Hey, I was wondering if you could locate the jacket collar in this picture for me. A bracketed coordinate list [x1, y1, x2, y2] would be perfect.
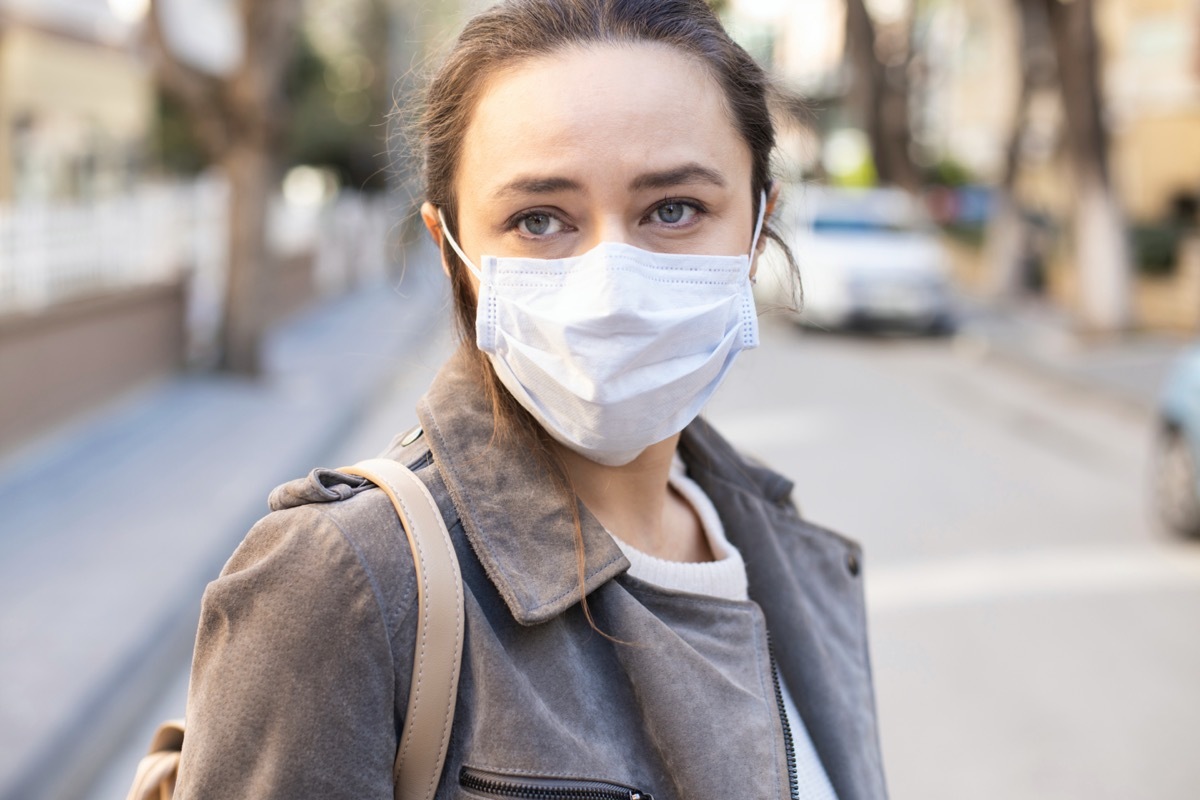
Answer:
[417, 348, 629, 625]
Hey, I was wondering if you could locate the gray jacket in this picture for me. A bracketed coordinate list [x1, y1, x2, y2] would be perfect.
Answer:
[176, 348, 888, 800]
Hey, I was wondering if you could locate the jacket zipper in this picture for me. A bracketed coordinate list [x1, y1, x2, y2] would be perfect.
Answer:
[460, 767, 653, 800]
[767, 632, 800, 800]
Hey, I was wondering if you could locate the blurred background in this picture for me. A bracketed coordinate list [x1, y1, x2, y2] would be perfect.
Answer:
[0, 0, 1198, 798]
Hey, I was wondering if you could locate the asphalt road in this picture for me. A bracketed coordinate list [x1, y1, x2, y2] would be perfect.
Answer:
[705, 317, 1200, 800]
[89, 314, 1200, 800]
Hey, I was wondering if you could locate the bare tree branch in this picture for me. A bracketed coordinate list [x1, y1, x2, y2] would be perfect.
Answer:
[229, 0, 302, 143]
[1043, 0, 1111, 185]
[843, 0, 922, 191]
[144, 0, 228, 157]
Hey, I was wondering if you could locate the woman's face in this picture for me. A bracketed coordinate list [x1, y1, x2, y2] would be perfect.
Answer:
[429, 42, 765, 277]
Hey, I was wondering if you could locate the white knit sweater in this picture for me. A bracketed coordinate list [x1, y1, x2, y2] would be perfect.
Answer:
[606, 455, 839, 800]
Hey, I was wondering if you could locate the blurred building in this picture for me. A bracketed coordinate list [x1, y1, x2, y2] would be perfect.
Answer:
[0, 0, 154, 204]
[917, 0, 1200, 225]
[1101, 0, 1200, 221]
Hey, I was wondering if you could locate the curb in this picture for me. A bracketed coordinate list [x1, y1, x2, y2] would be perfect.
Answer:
[954, 328, 1159, 424]
[950, 293, 1185, 425]
[2, 277, 447, 800]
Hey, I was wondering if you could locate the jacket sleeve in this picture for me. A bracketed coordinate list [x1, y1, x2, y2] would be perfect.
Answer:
[176, 500, 416, 799]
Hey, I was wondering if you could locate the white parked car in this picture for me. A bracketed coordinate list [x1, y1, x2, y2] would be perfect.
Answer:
[756, 187, 956, 334]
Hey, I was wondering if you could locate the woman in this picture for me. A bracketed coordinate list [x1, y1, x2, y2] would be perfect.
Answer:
[176, 1, 888, 798]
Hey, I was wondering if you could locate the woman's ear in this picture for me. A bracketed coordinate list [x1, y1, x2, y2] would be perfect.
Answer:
[420, 202, 452, 278]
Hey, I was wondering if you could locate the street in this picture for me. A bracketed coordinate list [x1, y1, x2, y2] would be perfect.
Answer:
[706, 317, 1200, 799]
[88, 312, 1199, 800]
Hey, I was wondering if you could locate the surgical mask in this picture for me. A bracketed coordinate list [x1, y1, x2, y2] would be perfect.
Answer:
[439, 194, 765, 466]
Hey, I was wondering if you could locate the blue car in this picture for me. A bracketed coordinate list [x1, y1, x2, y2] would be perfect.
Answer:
[1154, 345, 1200, 538]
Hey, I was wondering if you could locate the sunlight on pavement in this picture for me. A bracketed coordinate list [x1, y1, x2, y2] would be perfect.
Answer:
[867, 544, 1200, 613]
[708, 408, 837, 449]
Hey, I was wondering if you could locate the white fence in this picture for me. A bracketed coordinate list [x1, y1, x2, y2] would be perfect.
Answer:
[0, 181, 213, 315]
[0, 175, 399, 363]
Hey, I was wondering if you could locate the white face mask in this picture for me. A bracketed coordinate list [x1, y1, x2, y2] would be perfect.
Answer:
[439, 193, 766, 466]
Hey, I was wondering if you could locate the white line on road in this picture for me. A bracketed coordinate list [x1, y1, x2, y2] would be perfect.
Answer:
[866, 544, 1200, 613]
[706, 409, 834, 449]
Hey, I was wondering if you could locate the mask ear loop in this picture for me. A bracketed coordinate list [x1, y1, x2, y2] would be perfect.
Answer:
[436, 208, 483, 279]
[748, 189, 768, 285]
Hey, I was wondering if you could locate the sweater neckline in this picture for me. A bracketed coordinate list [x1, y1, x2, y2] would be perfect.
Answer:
[608, 454, 749, 602]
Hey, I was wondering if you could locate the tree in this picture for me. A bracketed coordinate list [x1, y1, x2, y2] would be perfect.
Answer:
[984, 0, 1055, 299]
[842, 0, 923, 192]
[146, 0, 302, 374]
[986, 0, 1131, 331]
[1041, 0, 1131, 332]
[290, 0, 395, 192]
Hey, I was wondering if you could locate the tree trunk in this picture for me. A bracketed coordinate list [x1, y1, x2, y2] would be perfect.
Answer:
[986, 0, 1045, 299]
[219, 143, 273, 374]
[1072, 165, 1132, 332]
[985, 63, 1033, 299]
[1043, 0, 1132, 332]
[843, 0, 922, 192]
[985, 194, 1027, 299]
[147, 0, 300, 375]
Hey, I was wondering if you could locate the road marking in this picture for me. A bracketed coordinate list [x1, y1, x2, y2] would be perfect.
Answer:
[705, 409, 833, 449]
[866, 544, 1200, 613]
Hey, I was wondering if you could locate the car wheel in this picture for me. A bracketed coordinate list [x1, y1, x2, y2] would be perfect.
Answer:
[1152, 428, 1200, 539]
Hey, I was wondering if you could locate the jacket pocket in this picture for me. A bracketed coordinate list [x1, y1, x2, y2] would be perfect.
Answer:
[459, 766, 654, 800]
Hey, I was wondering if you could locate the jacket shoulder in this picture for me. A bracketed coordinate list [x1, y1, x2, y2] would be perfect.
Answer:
[213, 476, 418, 660]
[181, 434, 463, 797]
[182, 472, 424, 797]
[248, 441, 453, 640]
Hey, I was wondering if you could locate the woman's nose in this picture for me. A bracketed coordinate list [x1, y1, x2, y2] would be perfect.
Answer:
[588, 215, 633, 250]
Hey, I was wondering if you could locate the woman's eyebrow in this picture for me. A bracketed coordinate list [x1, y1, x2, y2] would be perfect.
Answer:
[630, 164, 726, 191]
[493, 176, 583, 198]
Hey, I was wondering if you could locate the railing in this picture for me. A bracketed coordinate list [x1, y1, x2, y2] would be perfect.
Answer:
[0, 175, 400, 363]
[0, 180, 218, 315]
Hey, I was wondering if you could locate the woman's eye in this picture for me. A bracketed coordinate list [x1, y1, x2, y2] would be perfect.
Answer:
[653, 202, 698, 226]
[516, 213, 561, 236]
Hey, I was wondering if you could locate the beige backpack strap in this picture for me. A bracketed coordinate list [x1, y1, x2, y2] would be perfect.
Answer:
[341, 458, 465, 800]
[126, 720, 185, 800]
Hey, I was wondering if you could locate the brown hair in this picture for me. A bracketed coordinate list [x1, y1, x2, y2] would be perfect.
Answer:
[414, 0, 796, 631]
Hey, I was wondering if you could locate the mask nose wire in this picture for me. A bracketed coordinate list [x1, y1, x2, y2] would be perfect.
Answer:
[436, 208, 483, 279]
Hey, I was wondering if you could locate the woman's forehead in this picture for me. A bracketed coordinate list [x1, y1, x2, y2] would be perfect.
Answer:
[458, 42, 752, 198]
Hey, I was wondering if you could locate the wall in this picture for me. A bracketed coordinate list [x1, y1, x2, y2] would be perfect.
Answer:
[1113, 112, 1200, 220]
[0, 281, 185, 453]
[1101, 0, 1200, 220]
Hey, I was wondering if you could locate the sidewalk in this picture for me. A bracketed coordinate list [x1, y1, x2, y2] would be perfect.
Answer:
[955, 296, 1195, 418]
[0, 243, 452, 800]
